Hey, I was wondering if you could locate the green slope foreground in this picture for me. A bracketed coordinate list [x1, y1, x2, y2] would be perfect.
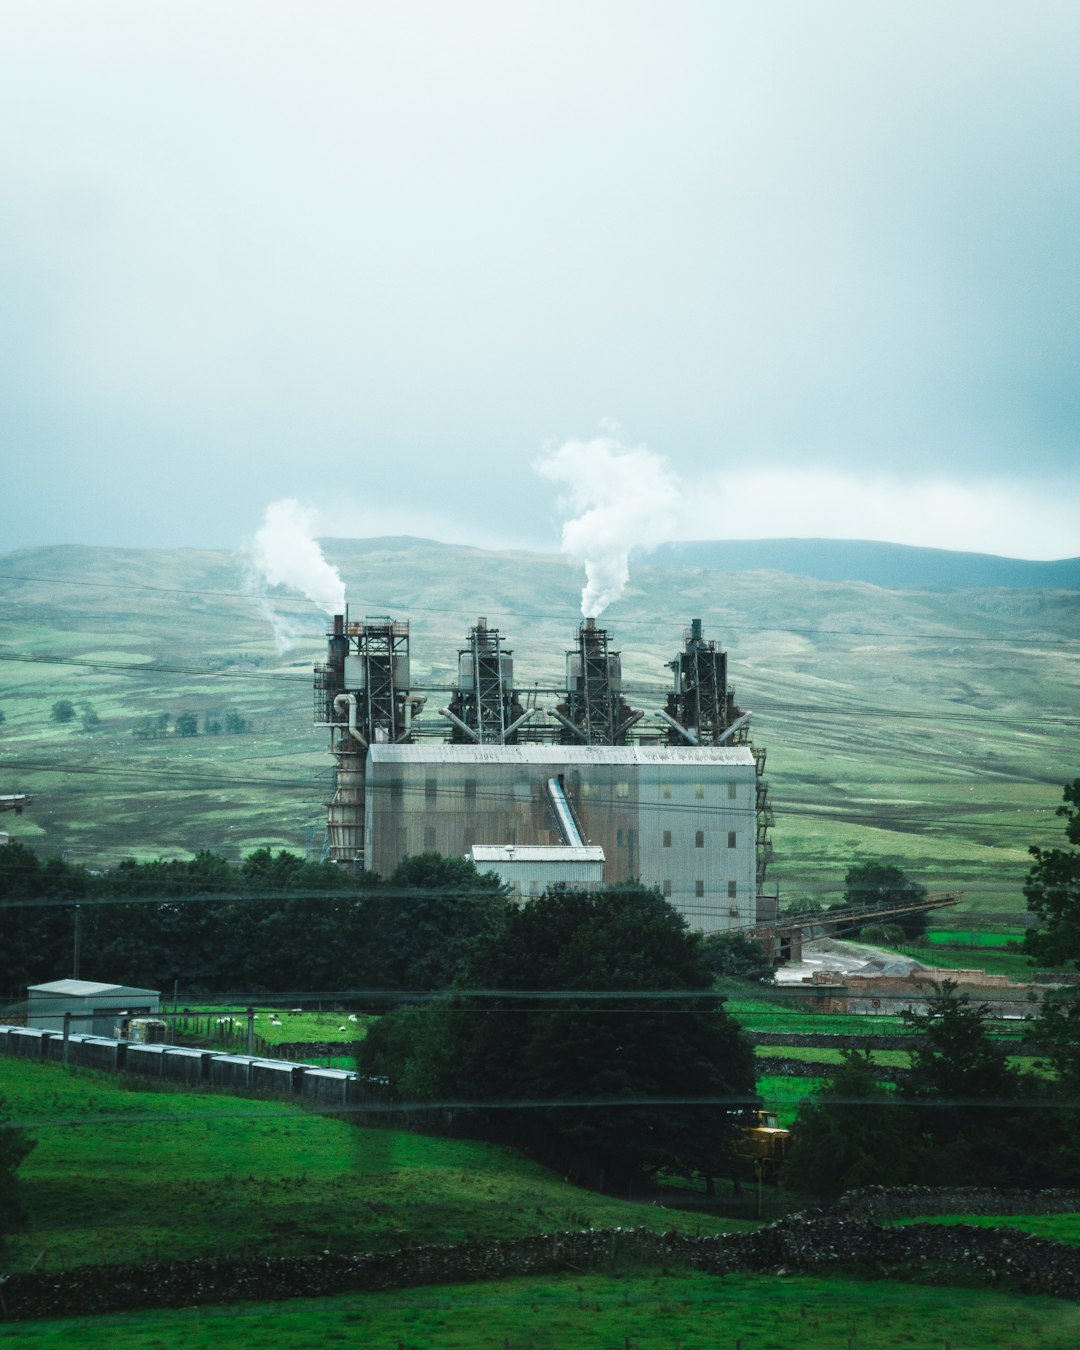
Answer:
[5, 1273, 1080, 1350]
[0, 1058, 749, 1274]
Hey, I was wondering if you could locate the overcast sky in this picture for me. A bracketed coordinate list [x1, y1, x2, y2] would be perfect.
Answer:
[3, 1, 1079, 561]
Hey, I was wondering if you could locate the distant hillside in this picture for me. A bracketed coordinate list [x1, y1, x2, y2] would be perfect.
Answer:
[643, 539, 1080, 590]
[1, 537, 1076, 914]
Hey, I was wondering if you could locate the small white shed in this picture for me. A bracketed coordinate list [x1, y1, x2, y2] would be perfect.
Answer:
[470, 844, 605, 900]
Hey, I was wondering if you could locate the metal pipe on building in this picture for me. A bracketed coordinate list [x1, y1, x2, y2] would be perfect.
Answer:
[546, 707, 589, 741]
[333, 693, 368, 748]
[716, 711, 752, 744]
[653, 708, 699, 744]
[438, 706, 481, 742]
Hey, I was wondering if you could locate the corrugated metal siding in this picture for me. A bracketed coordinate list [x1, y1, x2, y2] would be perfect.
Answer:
[367, 751, 758, 932]
[27, 983, 160, 1034]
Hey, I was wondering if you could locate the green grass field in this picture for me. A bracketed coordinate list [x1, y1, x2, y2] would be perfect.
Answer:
[888, 943, 1049, 981]
[180, 1008, 375, 1051]
[0, 1058, 747, 1275]
[891, 1213, 1080, 1246]
[928, 929, 1027, 947]
[5, 1049, 1080, 1343]
[6, 1271, 1080, 1349]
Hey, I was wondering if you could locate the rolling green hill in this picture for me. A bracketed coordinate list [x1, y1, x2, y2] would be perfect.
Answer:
[1, 537, 1076, 914]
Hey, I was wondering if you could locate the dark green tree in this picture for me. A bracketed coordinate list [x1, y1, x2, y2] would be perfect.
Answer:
[174, 712, 199, 737]
[1024, 779, 1080, 970]
[841, 861, 929, 940]
[405, 884, 756, 1189]
[1030, 991, 1080, 1103]
[901, 981, 1039, 1185]
[0, 1097, 36, 1243]
[49, 699, 76, 724]
[0, 842, 91, 996]
[700, 931, 773, 984]
[361, 852, 509, 990]
[785, 1051, 917, 1199]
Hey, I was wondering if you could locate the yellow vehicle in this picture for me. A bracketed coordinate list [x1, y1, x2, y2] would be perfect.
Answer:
[736, 1108, 790, 1179]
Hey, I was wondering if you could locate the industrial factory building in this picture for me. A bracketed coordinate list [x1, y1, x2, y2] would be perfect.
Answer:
[315, 615, 774, 934]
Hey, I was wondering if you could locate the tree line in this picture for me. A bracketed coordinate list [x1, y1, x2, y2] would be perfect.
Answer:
[0, 846, 506, 1001]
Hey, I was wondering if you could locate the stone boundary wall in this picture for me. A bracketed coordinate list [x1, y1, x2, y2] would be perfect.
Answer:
[756, 1056, 907, 1084]
[832, 1186, 1080, 1221]
[272, 1041, 357, 1059]
[4, 1211, 1080, 1321]
[753, 1032, 922, 1049]
[751, 1032, 1045, 1057]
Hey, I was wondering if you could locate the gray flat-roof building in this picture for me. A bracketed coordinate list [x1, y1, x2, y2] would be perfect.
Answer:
[316, 615, 774, 933]
[470, 843, 606, 899]
[27, 979, 160, 1036]
[371, 744, 758, 933]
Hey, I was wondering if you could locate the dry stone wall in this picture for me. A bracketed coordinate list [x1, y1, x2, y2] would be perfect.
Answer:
[5, 1205, 1080, 1321]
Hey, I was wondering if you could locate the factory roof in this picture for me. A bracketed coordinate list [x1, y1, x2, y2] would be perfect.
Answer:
[369, 743, 755, 766]
[471, 845, 606, 863]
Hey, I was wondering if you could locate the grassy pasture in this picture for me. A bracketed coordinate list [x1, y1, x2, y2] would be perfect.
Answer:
[724, 996, 911, 1036]
[887, 943, 1048, 981]
[183, 1008, 376, 1049]
[891, 1213, 1080, 1246]
[6, 1271, 1080, 1349]
[928, 928, 1027, 946]
[0, 1058, 747, 1275]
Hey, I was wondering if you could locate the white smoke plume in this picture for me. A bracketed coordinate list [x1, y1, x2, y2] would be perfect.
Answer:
[535, 436, 682, 617]
[248, 499, 345, 652]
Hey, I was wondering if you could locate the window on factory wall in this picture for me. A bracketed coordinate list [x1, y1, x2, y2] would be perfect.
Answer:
[695, 830, 704, 848]
[695, 880, 705, 897]
[694, 783, 705, 799]
[463, 779, 477, 804]
[662, 880, 672, 897]
[581, 783, 592, 797]
[616, 829, 624, 846]
[389, 778, 403, 803]
[425, 777, 437, 803]
[615, 782, 630, 798]
[728, 831, 737, 848]
[728, 881, 737, 898]
[662, 783, 672, 799]
[662, 830, 672, 847]
[424, 827, 436, 850]
[727, 781, 738, 800]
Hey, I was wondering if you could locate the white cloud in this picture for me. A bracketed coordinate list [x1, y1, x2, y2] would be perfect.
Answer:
[679, 469, 1080, 561]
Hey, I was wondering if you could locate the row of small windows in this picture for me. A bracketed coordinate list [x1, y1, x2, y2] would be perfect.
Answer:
[662, 830, 738, 848]
[415, 778, 742, 802]
[580, 782, 742, 800]
[662, 881, 740, 899]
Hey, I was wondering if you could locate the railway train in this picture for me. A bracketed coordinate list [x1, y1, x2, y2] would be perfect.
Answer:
[0, 1023, 375, 1111]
